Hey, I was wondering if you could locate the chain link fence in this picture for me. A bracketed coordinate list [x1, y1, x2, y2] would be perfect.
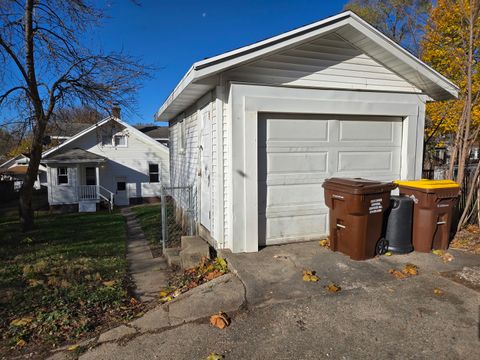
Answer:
[160, 186, 196, 252]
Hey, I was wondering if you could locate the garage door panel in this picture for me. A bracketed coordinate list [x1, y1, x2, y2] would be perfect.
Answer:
[338, 151, 394, 172]
[264, 152, 328, 174]
[258, 112, 402, 246]
[264, 183, 324, 209]
[264, 213, 328, 244]
[266, 118, 329, 142]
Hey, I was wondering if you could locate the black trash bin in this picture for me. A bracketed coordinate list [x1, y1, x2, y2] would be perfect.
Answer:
[384, 196, 413, 254]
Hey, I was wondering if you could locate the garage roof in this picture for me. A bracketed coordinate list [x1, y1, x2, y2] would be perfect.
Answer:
[155, 11, 458, 122]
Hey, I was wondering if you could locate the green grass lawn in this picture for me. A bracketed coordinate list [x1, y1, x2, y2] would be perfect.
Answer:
[0, 210, 137, 355]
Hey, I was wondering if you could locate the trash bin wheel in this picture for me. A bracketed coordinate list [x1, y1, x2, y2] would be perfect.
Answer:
[376, 238, 389, 255]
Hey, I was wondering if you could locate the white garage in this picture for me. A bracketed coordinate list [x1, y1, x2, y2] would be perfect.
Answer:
[155, 11, 458, 253]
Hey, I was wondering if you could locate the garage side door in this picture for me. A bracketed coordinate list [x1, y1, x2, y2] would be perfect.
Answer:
[258, 113, 402, 246]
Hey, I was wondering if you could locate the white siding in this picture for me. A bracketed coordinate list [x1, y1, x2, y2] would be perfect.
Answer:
[225, 33, 420, 94]
[47, 166, 79, 204]
[169, 92, 220, 242]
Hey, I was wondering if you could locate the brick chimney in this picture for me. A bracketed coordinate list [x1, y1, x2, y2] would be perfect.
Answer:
[111, 103, 121, 118]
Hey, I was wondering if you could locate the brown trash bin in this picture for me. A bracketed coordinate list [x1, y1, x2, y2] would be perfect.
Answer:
[395, 180, 460, 253]
[323, 178, 397, 261]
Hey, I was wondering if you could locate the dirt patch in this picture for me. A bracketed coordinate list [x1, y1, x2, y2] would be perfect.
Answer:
[451, 225, 480, 254]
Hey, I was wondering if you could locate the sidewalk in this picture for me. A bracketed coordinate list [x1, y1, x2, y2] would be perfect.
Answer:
[121, 207, 171, 302]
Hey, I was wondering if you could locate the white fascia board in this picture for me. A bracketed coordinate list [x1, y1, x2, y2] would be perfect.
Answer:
[155, 10, 459, 121]
[42, 116, 114, 158]
[43, 116, 169, 159]
[346, 14, 459, 99]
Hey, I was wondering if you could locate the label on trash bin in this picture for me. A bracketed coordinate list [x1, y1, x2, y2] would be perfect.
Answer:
[332, 194, 344, 200]
[369, 198, 383, 214]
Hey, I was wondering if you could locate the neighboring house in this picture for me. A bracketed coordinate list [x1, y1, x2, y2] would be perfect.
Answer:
[0, 154, 47, 190]
[134, 125, 170, 147]
[42, 115, 169, 212]
[156, 11, 458, 253]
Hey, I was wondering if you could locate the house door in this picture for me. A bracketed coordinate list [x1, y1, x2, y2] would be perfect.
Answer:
[85, 167, 96, 185]
[200, 106, 212, 231]
[114, 176, 129, 206]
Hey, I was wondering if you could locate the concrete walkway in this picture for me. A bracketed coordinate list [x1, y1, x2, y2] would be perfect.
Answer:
[121, 207, 171, 302]
[52, 242, 480, 359]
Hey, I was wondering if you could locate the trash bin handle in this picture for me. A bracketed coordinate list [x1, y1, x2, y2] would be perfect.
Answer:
[437, 221, 446, 225]
[336, 224, 346, 229]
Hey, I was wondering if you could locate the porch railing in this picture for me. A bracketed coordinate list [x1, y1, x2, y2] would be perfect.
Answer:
[77, 185, 114, 211]
[99, 185, 114, 211]
[78, 185, 98, 201]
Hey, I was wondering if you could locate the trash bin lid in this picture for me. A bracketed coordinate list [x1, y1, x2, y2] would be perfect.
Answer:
[322, 177, 397, 195]
[395, 179, 460, 192]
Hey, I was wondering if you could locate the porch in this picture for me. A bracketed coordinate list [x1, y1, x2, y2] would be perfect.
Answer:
[43, 148, 115, 212]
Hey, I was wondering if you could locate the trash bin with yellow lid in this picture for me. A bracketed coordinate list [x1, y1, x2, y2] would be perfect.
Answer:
[323, 178, 397, 260]
[395, 179, 460, 253]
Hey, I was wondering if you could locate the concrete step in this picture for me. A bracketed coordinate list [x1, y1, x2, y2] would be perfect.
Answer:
[164, 247, 181, 269]
[179, 236, 210, 269]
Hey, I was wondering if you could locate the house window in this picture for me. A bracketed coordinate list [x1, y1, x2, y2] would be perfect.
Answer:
[114, 135, 127, 147]
[149, 163, 159, 183]
[178, 120, 186, 154]
[101, 135, 112, 146]
[57, 167, 68, 185]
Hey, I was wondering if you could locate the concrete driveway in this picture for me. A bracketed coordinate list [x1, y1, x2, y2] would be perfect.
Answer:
[79, 242, 480, 360]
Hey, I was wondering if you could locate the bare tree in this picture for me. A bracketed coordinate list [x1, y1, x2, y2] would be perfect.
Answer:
[0, 0, 150, 231]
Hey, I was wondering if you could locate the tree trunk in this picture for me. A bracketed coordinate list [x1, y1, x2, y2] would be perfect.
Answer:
[19, 185, 34, 231]
[457, 159, 480, 229]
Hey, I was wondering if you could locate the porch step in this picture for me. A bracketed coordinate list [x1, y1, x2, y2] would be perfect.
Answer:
[179, 236, 210, 270]
[164, 247, 181, 268]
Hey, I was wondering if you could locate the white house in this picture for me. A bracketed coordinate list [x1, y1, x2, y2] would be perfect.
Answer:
[0, 154, 47, 190]
[156, 11, 458, 253]
[42, 114, 169, 211]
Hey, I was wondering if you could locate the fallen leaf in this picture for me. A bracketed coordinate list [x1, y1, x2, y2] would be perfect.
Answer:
[210, 312, 230, 329]
[325, 283, 341, 293]
[215, 257, 228, 272]
[16, 339, 27, 347]
[205, 353, 224, 360]
[319, 239, 329, 247]
[441, 252, 454, 263]
[129, 297, 138, 306]
[102, 280, 116, 287]
[432, 249, 445, 256]
[402, 263, 418, 276]
[10, 317, 33, 327]
[159, 290, 169, 298]
[205, 270, 223, 281]
[389, 268, 407, 279]
[302, 270, 320, 282]
[95, 272, 102, 281]
[67, 345, 79, 351]
[433, 288, 443, 295]
[27, 279, 44, 287]
[385, 251, 393, 256]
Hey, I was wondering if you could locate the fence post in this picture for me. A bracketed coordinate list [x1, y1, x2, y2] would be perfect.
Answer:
[161, 188, 168, 253]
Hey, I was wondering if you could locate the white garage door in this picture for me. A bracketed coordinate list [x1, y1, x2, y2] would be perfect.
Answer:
[258, 113, 403, 246]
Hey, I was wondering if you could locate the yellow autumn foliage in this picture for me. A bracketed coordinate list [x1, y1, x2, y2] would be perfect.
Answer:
[421, 0, 480, 137]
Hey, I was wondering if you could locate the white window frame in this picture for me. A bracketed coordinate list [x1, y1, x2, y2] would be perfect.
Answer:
[57, 167, 69, 185]
[113, 134, 128, 147]
[101, 132, 128, 148]
[148, 163, 160, 183]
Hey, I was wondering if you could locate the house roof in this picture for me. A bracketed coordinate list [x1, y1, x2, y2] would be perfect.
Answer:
[47, 122, 92, 138]
[43, 148, 107, 163]
[133, 125, 169, 139]
[154, 11, 459, 122]
[42, 116, 169, 159]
